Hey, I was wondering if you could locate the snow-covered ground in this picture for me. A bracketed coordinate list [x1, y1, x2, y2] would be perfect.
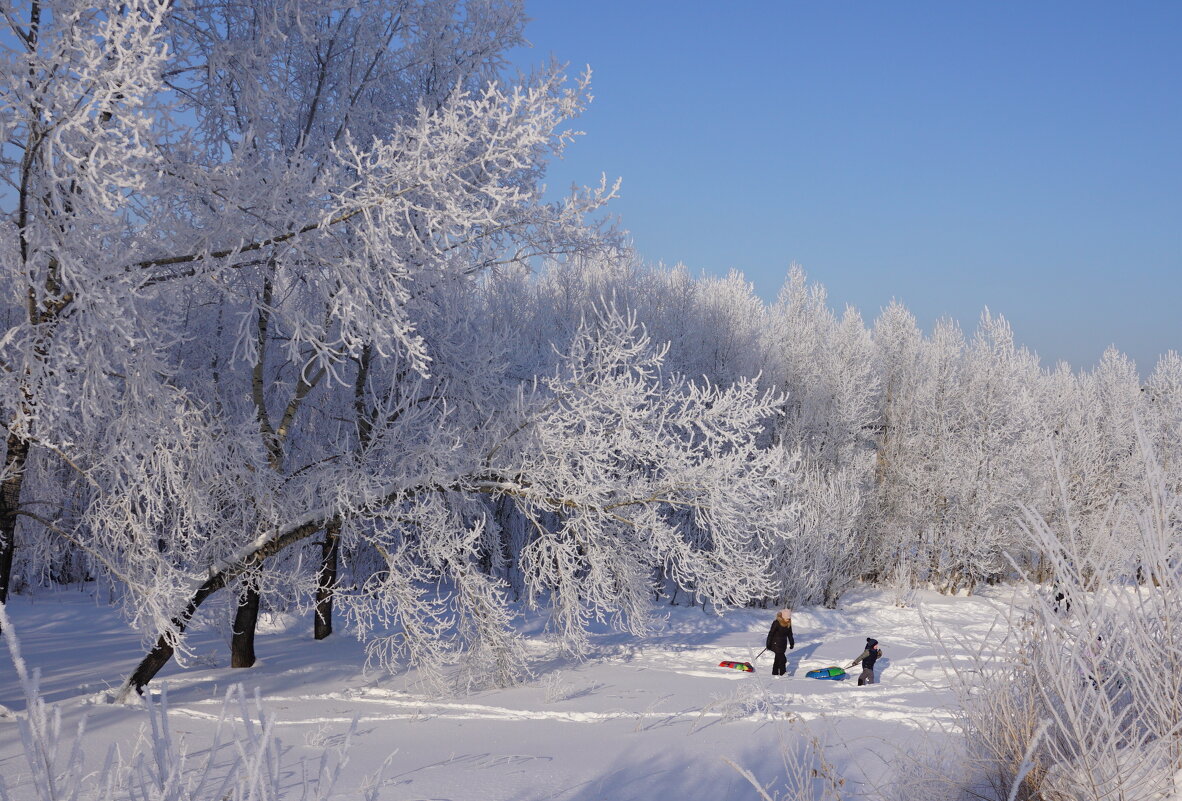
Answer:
[0, 586, 1013, 800]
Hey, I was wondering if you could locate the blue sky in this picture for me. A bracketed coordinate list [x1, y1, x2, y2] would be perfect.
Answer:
[512, 1, 1181, 372]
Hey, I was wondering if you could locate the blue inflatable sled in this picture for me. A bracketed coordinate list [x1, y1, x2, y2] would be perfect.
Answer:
[806, 666, 848, 680]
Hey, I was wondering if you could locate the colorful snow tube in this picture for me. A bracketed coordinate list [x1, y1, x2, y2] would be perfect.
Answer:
[806, 666, 847, 680]
[719, 661, 755, 672]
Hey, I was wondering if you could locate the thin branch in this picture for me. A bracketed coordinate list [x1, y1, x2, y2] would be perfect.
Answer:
[15, 510, 136, 589]
[0, 6, 33, 49]
[275, 366, 328, 449]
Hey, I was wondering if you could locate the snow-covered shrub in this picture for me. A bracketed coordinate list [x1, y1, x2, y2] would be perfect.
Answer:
[0, 603, 87, 801]
[724, 717, 848, 801]
[541, 670, 574, 704]
[882, 736, 975, 801]
[697, 683, 777, 728]
[937, 434, 1182, 801]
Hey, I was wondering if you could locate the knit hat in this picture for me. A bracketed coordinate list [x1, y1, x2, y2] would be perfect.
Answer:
[778, 608, 792, 619]
[866, 638, 878, 648]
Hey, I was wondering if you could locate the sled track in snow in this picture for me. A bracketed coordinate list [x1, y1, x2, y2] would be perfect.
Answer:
[170, 691, 724, 726]
[166, 684, 955, 729]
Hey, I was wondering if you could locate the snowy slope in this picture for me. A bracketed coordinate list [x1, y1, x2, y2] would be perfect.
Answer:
[0, 587, 1011, 800]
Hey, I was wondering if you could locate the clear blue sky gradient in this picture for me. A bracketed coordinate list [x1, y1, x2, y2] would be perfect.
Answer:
[512, 1, 1181, 373]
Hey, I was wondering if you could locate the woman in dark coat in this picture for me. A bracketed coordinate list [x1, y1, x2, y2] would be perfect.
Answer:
[766, 609, 795, 676]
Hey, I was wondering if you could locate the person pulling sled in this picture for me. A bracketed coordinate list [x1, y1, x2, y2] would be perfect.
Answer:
[766, 609, 795, 676]
[848, 638, 882, 686]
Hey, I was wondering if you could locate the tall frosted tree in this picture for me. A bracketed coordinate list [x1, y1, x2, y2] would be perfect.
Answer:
[0, 0, 183, 608]
[944, 310, 1044, 589]
[1145, 351, 1182, 496]
[761, 267, 876, 605]
[3, 0, 626, 678]
[867, 300, 926, 583]
[145, 0, 617, 667]
[1049, 347, 1146, 571]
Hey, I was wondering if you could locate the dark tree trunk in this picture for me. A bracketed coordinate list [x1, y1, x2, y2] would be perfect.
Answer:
[0, 433, 31, 610]
[230, 584, 261, 668]
[120, 477, 457, 698]
[121, 517, 327, 697]
[314, 518, 340, 640]
[123, 573, 228, 697]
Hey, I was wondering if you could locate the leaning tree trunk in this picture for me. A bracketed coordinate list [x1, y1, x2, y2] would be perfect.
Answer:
[121, 573, 229, 699]
[118, 472, 459, 699]
[0, 433, 32, 611]
[314, 518, 341, 640]
[117, 517, 327, 701]
[230, 583, 261, 668]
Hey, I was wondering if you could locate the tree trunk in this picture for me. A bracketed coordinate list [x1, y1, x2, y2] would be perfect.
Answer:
[314, 519, 340, 640]
[230, 584, 261, 668]
[0, 432, 31, 610]
[118, 516, 328, 699]
[120, 573, 228, 700]
[118, 480, 450, 699]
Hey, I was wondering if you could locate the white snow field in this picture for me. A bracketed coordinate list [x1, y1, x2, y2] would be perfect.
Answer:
[0, 586, 1009, 800]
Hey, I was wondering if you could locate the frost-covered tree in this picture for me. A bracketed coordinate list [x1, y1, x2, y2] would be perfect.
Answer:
[767, 266, 836, 458]
[1088, 347, 1145, 503]
[1042, 347, 1146, 573]
[116, 306, 793, 697]
[1, 0, 625, 669]
[761, 267, 876, 606]
[141, 0, 617, 666]
[867, 307, 1053, 593]
[942, 310, 1044, 589]
[475, 257, 788, 604]
[0, 0, 183, 607]
[867, 300, 927, 583]
[1143, 351, 1182, 497]
[905, 316, 968, 587]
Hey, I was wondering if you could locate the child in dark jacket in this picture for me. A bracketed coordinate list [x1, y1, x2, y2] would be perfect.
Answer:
[848, 638, 882, 685]
[766, 609, 795, 676]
